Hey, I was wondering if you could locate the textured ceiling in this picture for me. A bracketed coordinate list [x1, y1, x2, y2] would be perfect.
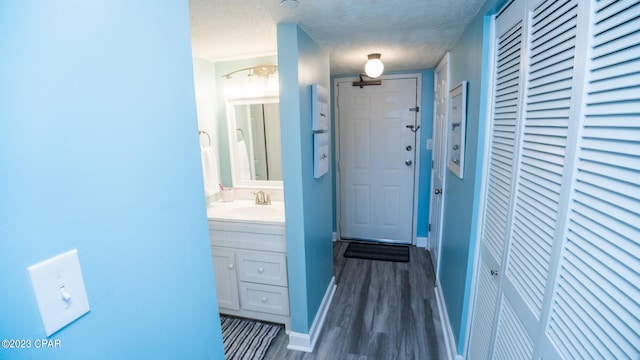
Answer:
[189, 0, 487, 75]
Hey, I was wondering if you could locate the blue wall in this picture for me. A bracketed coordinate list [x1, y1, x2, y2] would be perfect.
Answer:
[0, 2, 224, 359]
[277, 23, 334, 333]
[438, 0, 505, 354]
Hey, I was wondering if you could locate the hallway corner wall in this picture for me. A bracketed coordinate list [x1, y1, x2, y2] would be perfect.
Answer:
[277, 23, 334, 333]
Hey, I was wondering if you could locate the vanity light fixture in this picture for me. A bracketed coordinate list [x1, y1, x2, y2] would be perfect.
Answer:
[223, 65, 278, 97]
[267, 71, 279, 93]
[280, 0, 299, 9]
[223, 76, 237, 97]
[364, 53, 384, 78]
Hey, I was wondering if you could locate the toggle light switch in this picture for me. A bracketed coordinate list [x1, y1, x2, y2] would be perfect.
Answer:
[59, 286, 72, 308]
[28, 249, 90, 336]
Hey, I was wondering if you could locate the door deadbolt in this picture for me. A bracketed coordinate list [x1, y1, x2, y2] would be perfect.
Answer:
[434, 188, 442, 195]
[406, 145, 412, 151]
[405, 160, 413, 166]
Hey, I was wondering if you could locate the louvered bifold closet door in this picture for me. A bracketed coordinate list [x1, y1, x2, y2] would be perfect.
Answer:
[483, 20, 523, 265]
[507, 0, 578, 315]
[544, 0, 640, 359]
[492, 0, 581, 359]
[467, 0, 524, 357]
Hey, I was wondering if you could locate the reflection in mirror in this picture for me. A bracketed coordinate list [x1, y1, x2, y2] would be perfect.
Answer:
[226, 96, 282, 188]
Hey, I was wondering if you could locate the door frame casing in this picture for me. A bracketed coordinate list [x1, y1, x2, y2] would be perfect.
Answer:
[333, 73, 423, 245]
[429, 53, 450, 277]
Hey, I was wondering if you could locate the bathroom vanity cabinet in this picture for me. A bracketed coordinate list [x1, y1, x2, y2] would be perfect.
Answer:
[208, 219, 290, 331]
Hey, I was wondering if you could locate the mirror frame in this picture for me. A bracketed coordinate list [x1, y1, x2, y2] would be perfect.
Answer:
[225, 95, 283, 190]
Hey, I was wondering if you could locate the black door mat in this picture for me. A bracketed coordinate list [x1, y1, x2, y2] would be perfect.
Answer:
[343, 242, 410, 262]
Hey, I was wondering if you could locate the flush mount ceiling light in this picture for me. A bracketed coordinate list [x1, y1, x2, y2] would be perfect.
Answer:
[280, 0, 299, 9]
[364, 53, 384, 78]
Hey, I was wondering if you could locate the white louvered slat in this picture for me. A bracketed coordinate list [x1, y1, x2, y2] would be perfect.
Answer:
[526, 77, 573, 97]
[493, 297, 535, 359]
[483, 20, 523, 263]
[591, 29, 640, 58]
[590, 59, 640, 82]
[526, 87, 572, 104]
[593, 0, 638, 21]
[547, 0, 640, 358]
[468, 262, 500, 359]
[530, 5, 576, 51]
[581, 126, 640, 142]
[505, 0, 578, 319]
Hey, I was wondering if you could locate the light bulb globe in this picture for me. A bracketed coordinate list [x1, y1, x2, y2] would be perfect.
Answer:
[364, 53, 384, 78]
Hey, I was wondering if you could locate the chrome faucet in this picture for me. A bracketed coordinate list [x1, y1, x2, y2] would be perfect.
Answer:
[254, 191, 271, 205]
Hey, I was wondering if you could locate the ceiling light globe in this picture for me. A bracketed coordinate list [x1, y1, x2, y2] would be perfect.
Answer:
[365, 54, 384, 78]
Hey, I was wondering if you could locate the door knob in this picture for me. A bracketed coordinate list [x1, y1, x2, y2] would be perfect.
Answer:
[491, 270, 499, 277]
[406, 145, 412, 151]
[405, 160, 413, 166]
[434, 188, 442, 195]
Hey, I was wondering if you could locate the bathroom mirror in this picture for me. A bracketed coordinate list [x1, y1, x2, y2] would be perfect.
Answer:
[226, 96, 283, 189]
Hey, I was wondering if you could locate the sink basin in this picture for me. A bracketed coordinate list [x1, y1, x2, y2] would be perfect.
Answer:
[228, 205, 282, 219]
[206, 200, 285, 223]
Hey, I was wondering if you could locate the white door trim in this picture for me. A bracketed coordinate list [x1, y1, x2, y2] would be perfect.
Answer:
[334, 73, 422, 245]
[429, 53, 449, 277]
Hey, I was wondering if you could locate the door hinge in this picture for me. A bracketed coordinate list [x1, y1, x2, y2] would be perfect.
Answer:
[429, 223, 432, 232]
[409, 106, 420, 112]
[431, 160, 434, 169]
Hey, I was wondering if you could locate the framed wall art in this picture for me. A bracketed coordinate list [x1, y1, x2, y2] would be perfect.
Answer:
[448, 81, 467, 179]
[311, 84, 329, 132]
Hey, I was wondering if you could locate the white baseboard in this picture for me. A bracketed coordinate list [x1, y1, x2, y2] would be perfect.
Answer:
[287, 332, 312, 352]
[416, 236, 428, 248]
[287, 276, 337, 353]
[435, 279, 460, 360]
[332, 232, 338, 242]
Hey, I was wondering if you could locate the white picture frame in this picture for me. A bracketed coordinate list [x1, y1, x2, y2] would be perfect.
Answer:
[448, 81, 467, 179]
[311, 84, 329, 132]
[313, 132, 329, 178]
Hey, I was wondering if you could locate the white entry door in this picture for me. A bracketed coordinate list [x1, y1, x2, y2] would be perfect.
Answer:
[428, 54, 449, 273]
[337, 77, 419, 244]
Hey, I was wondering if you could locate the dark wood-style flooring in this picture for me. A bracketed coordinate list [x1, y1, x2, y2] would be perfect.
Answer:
[265, 240, 448, 360]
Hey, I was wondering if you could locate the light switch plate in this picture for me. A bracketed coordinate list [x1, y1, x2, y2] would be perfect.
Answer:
[426, 138, 433, 150]
[28, 249, 90, 336]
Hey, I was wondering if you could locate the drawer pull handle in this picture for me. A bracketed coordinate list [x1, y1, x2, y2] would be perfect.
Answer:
[258, 267, 264, 273]
[228, 264, 234, 270]
[261, 297, 268, 303]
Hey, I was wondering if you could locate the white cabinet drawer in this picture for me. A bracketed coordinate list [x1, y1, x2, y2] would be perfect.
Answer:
[236, 251, 287, 287]
[239, 282, 290, 316]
